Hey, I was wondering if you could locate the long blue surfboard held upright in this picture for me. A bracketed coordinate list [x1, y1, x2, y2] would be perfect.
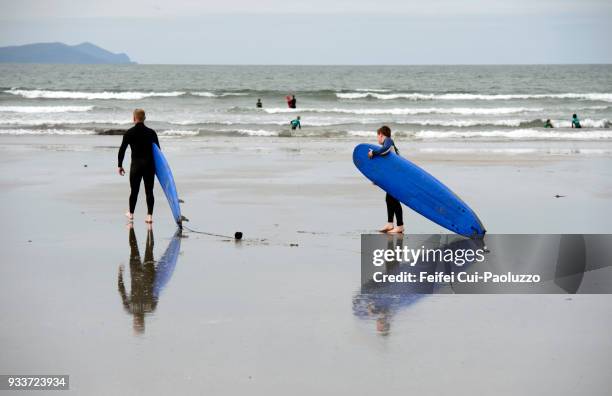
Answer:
[353, 144, 485, 238]
[153, 144, 182, 227]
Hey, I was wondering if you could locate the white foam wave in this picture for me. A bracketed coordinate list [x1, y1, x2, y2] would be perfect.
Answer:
[159, 130, 199, 136]
[347, 130, 375, 137]
[4, 89, 185, 100]
[192, 92, 249, 98]
[547, 118, 609, 128]
[337, 92, 612, 101]
[191, 92, 217, 97]
[0, 105, 94, 113]
[584, 105, 611, 110]
[233, 129, 279, 136]
[414, 129, 612, 140]
[0, 128, 95, 135]
[337, 93, 371, 99]
[264, 107, 540, 115]
[397, 119, 524, 127]
[396, 118, 608, 128]
[0, 118, 131, 126]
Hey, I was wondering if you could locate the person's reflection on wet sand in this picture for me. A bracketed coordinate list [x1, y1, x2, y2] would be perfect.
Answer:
[354, 235, 483, 336]
[118, 224, 158, 335]
[356, 234, 409, 337]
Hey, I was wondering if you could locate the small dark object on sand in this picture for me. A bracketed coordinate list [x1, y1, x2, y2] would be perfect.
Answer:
[84, 164, 88, 167]
[554, 194, 566, 198]
[234, 232, 243, 240]
[290, 243, 299, 247]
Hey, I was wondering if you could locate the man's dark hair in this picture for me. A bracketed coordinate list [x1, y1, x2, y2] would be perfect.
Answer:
[573, 114, 577, 118]
[377, 125, 391, 137]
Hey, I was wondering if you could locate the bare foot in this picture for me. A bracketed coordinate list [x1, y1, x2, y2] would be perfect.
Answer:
[379, 223, 394, 233]
[387, 225, 404, 234]
[145, 215, 153, 224]
[125, 211, 134, 222]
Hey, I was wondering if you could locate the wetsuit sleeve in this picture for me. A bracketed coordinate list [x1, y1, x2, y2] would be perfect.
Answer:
[118, 131, 130, 167]
[298, 121, 301, 129]
[371, 138, 393, 157]
[153, 131, 160, 149]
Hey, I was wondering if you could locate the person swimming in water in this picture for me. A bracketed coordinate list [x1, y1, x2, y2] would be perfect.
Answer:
[290, 116, 301, 130]
[256, 98, 262, 108]
[544, 119, 554, 128]
[118, 109, 160, 224]
[368, 126, 403, 234]
[571, 114, 582, 128]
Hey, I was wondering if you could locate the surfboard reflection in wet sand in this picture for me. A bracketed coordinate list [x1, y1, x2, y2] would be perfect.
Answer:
[118, 226, 182, 335]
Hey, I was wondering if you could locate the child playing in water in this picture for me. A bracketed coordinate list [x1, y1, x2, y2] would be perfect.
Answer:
[290, 116, 301, 130]
[368, 126, 403, 234]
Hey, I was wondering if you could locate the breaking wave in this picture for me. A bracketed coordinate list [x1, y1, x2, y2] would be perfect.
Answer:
[413, 129, 612, 140]
[4, 89, 186, 100]
[0, 105, 94, 113]
[263, 107, 541, 115]
[0, 128, 95, 135]
[337, 92, 612, 102]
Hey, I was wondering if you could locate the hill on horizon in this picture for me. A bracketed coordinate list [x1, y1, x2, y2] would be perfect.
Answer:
[0, 42, 135, 64]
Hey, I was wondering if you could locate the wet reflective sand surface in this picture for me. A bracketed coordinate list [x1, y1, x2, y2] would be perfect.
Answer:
[1, 136, 611, 395]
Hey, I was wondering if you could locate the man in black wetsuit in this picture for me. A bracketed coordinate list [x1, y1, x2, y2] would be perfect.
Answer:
[118, 109, 160, 224]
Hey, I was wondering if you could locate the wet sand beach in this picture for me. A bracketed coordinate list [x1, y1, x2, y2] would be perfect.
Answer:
[1, 135, 612, 395]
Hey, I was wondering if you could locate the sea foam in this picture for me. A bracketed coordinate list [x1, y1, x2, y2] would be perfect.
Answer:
[336, 92, 612, 102]
[0, 105, 94, 113]
[4, 89, 185, 100]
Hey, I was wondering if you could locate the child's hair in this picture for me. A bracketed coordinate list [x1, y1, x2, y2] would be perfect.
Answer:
[377, 125, 391, 137]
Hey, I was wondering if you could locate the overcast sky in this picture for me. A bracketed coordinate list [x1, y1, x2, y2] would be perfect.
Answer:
[1, 0, 611, 64]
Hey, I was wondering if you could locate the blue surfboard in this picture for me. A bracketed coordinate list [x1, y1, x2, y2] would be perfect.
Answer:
[353, 143, 485, 238]
[153, 144, 182, 227]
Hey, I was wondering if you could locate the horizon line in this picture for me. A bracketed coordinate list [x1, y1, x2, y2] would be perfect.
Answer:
[1, 62, 612, 67]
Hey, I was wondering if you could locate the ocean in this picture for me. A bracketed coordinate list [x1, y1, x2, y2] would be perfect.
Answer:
[0, 64, 611, 140]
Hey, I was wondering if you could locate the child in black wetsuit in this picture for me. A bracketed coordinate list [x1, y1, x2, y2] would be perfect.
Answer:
[368, 126, 404, 234]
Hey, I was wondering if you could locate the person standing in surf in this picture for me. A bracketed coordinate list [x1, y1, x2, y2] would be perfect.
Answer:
[290, 116, 301, 130]
[287, 94, 297, 109]
[571, 113, 582, 128]
[368, 126, 403, 234]
[118, 109, 160, 224]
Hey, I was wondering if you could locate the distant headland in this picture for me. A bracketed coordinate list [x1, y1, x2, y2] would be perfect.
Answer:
[0, 42, 135, 64]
